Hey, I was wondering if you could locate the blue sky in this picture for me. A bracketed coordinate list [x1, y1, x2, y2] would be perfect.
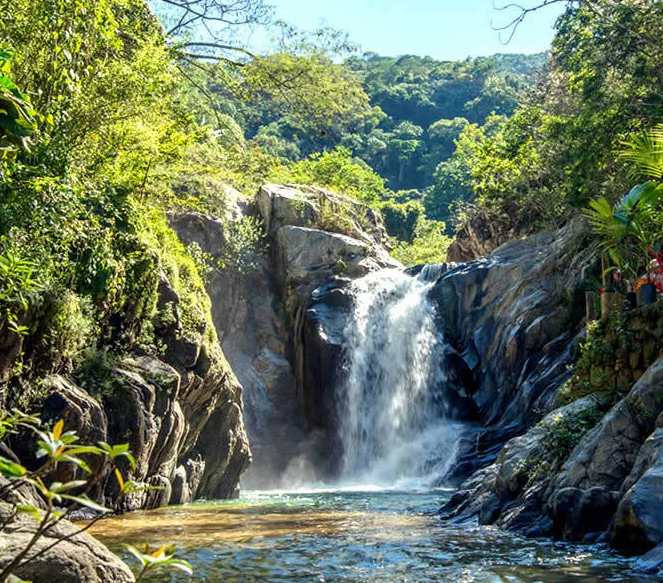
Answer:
[263, 0, 565, 60]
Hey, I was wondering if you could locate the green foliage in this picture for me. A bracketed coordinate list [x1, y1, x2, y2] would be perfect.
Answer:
[542, 405, 604, 462]
[0, 49, 37, 160]
[0, 247, 40, 321]
[234, 51, 542, 192]
[242, 53, 373, 135]
[0, 415, 190, 582]
[447, 0, 663, 242]
[378, 199, 425, 242]
[621, 125, 663, 181]
[556, 306, 663, 407]
[219, 215, 266, 274]
[272, 147, 386, 203]
[390, 218, 452, 266]
[585, 180, 663, 279]
[132, 201, 216, 346]
[40, 291, 96, 371]
[124, 543, 192, 582]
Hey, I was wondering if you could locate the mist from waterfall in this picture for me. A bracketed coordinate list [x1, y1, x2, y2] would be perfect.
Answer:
[337, 267, 461, 488]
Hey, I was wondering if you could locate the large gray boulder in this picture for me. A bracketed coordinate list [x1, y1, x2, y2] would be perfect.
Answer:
[443, 355, 663, 553]
[431, 218, 596, 429]
[0, 502, 134, 583]
[255, 183, 390, 249]
[440, 395, 601, 537]
[552, 358, 663, 497]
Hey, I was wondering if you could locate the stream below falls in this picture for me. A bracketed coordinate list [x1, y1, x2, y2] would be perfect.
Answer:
[90, 488, 647, 583]
[89, 267, 651, 581]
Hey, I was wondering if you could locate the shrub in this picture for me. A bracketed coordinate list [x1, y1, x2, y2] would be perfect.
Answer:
[390, 218, 451, 266]
[0, 413, 192, 582]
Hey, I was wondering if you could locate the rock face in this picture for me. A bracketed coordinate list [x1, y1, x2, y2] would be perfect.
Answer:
[447, 209, 518, 263]
[0, 501, 135, 583]
[256, 184, 399, 320]
[170, 205, 308, 488]
[30, 263, 251, 509]
[441, 354, 663, 554]
[431, 219, 597, 430]
[412, 218, 598, 489]
[170, 184, 400, 486]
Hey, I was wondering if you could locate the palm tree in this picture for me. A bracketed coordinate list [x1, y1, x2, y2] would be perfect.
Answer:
[585, 124, 663, 280]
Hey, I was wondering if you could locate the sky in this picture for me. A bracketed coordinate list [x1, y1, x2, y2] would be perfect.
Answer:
[262, 0, 566, 60]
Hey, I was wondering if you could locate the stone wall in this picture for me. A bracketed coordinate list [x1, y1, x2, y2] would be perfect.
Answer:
[571, 302, 663, 399]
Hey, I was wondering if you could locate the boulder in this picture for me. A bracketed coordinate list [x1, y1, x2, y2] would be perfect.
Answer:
[634, 543, 663, 575]
[611, 424, 663, 552]
[447, 208, 517, 263]
[555, 357, 663, 495]
[0, 501, 134, 583]
[170, 465, 189, 505]
[255, 183, 390, 249]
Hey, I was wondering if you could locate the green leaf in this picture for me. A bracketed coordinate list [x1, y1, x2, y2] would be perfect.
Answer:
[50, 480, 88, 493]
[66, 445, 104, 456]
[17, 503, 42, 522]
[59, 494, 111, 513]
[55, 454, 92, 473]
[0, 456, 27, 477]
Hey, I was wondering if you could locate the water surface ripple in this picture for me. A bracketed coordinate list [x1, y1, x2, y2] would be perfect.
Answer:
[91, 489, 645, 583]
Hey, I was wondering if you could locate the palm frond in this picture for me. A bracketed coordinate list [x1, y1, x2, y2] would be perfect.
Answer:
[620, 125, 663, 181]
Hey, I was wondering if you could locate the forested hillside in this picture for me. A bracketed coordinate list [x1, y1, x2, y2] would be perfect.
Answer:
[239, 52, 545, 190]
[2, 0, 663, 408]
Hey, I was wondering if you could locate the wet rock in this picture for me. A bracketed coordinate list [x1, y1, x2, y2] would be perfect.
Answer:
[144, 474, 171, 509]
[634, 543, 663, 575]
[431, 218, 596, 430]
[193, 399, 251, 499]
[613, 457, 663, 551]
[296, 281, 351, 431]
[438, 464, 499, 521]
[170, 205, 296, 488]
[550, 487, 619, 541]
[170, 465, 189, 505]
[40, 376, 109, 483]
[478, 493, 502, 525]
[169, 458, 205, 505]
[494, 397, 598, 501]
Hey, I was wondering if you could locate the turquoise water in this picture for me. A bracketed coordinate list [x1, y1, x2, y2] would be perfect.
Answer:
[92, 489, 645, 583]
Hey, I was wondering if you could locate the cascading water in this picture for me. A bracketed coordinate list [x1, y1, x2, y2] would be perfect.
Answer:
[337, 266, 462, 487]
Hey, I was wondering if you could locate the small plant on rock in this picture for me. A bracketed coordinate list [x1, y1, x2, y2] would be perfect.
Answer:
[0, 412, 192, 582]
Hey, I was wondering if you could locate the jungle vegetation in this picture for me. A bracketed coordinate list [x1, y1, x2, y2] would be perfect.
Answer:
[1, 0, 663, 409]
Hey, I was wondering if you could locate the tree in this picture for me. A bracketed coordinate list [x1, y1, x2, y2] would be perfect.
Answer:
[152, 0, 272, 64]
[0, 49, 37, 161]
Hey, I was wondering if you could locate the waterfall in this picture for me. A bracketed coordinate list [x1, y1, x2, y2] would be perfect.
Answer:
[337, 268, 461, 488]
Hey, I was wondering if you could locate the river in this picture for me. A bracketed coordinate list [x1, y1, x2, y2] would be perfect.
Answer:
[90, 488, 645, 583]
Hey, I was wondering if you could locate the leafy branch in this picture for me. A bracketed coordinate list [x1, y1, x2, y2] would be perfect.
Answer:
[0, 415, 191, 582]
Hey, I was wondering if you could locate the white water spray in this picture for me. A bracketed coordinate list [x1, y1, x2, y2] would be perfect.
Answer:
[337, 268, 462, 488]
